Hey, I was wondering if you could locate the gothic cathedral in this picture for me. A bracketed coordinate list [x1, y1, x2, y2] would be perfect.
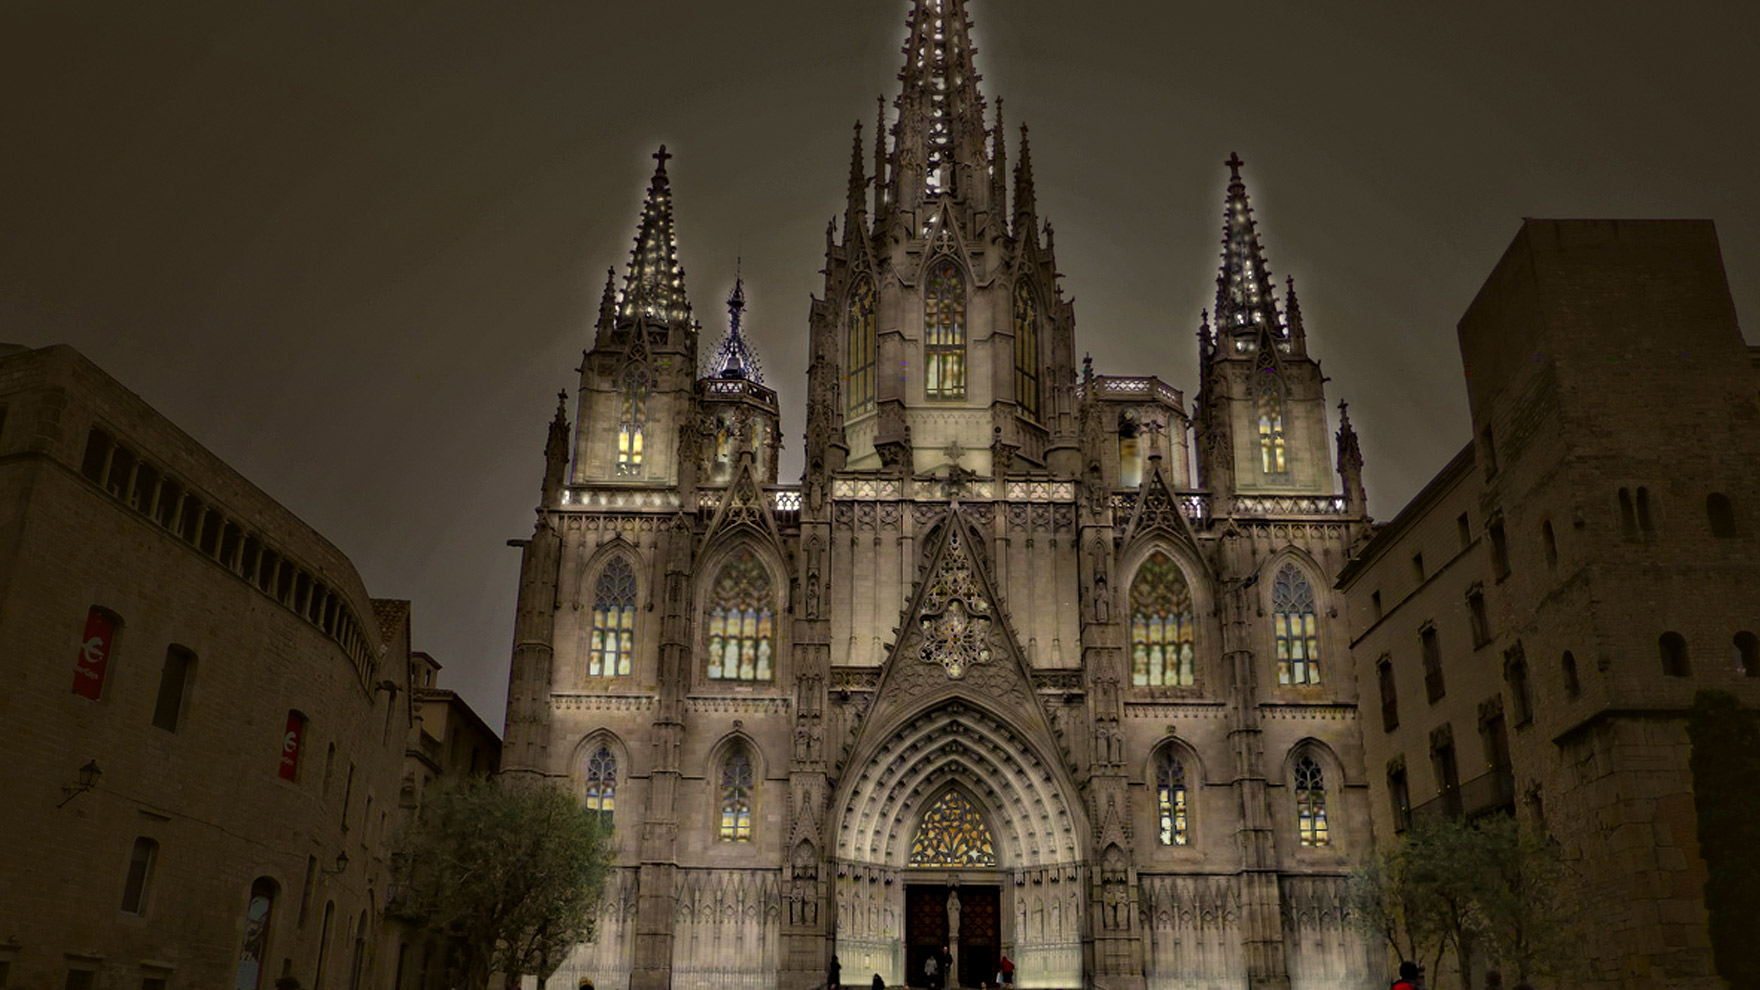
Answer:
[502, 2, 1375, 988]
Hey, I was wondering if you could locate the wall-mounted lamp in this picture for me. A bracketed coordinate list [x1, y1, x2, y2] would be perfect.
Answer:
[320, 851, 350, 878]
[57, 759, 102, 808]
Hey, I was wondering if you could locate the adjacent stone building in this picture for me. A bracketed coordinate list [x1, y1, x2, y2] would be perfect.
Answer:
[0, 343, 416, 990]
[1336, 219, 1758, 989]
[501, 2, 1378, 988]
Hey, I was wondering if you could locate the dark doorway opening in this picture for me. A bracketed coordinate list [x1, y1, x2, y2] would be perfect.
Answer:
[904, 884, 1000, 989]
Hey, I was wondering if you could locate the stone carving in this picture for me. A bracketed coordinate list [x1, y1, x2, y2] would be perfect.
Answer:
[918, 528, 993, 678]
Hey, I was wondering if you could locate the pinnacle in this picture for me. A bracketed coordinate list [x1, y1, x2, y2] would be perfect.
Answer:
[1213, 152, 1281, 339]
[619, 145, 691, 325]
[712, 275, 763, 383]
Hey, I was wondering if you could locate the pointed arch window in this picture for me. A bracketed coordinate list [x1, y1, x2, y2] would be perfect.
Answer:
[1013, 281, 1040, 419]
[718, 747, 754, 842]
[705, 548, 775, 681]
[1258, 386, 1287, 474]
[583, 746, 616, 826]
[1156, 753, 1189, 846]
[1129, 551, 1196, 687]
[617, 367, 649, 475]
[925, 260, 966, 400]
[1294, 755, 1330, 847]
[908, 790, 997, 867]
[847, 278, 877, 416]
[1272, 564, 1321, 685]
[590, 557, 637, 677]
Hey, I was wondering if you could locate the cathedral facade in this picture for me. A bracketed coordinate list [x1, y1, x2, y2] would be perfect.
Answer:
[501, 2, 1375, 988]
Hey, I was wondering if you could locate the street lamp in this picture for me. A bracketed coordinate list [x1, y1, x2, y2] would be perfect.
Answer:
[320, 851, 349, 879]
[57, 759, 102, 808]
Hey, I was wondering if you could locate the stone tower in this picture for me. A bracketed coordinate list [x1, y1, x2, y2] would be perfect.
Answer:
[506, 3, 1376, 989]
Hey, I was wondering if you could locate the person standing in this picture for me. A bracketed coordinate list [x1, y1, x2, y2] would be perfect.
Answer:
[922, 949, 940, 990]
[872, 974, 885, 990]
[828, 955, 842, 990]
[1391, 960, 1422, 990]
[998, 955, 1013, 986]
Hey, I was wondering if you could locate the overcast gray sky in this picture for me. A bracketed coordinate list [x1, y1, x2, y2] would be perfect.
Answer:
[4, 1, 1756, 728]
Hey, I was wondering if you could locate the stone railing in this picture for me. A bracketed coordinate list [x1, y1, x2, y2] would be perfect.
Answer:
[1076, 375, 1184, 408]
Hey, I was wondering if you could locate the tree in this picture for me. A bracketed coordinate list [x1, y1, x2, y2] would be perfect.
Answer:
[1687, 690, 1760, 987]
[393, 774, 613, 990]
[1470, 815, 1578, 985]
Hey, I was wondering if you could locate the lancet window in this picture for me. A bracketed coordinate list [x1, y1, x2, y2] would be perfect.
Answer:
[1258, 386, 1286, 474]
[1156, 753, 1190, 846]
[705, 548, 775, 681]
[617, 367, 649, 474]
[719, 748, 754, 842]
[1272, 564, 1321, 685]
[583, 746, 616, 826]
[1013, 281, 1040, 419]
[589, 557, 636, 677]
[1295, 755, 1330, 847]
[1130, 551, 1196, 687]
[925, 260, 966, 400]
[847, 278, 877, 416]
[908, 790, 997, 867]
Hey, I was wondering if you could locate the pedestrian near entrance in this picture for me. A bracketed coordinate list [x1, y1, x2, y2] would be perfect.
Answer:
[922, 949, 939, 990]
[1391, 960, 1422, 990]
[872, 974, 885, 990]
[828, 954, 841, 990]
[998, 955, 1013, 986]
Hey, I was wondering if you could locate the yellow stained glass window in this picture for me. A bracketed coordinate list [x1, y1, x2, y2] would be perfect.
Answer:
[705, 549, 774, 681]
[847, 278, 877, 416]
[1273, 564, 1320, 685]
[583, 746, 616, 827]
[1130, 551, 1195, 686]
[1157, 754, 1188, 846]
[1258, 387, 1286, 474]
[908, 790, 996, 867]
[1013, 281, 1039, 419]
[925, 260, 966, 400]
[719, 749, 753, 842]
[617, 368, 649, 475]
[590, 557, 636, 677]
[1296, 756, 1329, 847]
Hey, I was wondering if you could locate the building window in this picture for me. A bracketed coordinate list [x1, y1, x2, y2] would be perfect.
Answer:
[1156, 753, 1189, 846]
[1377, 657, 1398, 732]
[847, 278, 877, 416]
[1541, 519, 1558, 569]
[1456, 512, 1471, 550]
[1431, 728, 1461, 806]
[1421, 625, 1445, 702]
[1618, 487, 1638, 537]
[590, 557, 637, 677]
[1411, 552, 1425, 583]
[1257, 387, 1287, 474]
[924, 259, 966, 400]
[1734, 632, 1759, 677]
[280, 711, 307, 782]
[718, 748, 754, 842]
[1118, 410, 1142, 488]
[705, 548, 775, 681]
[1505, 644, 1532, 726]
[315, 903, 336, 990]
[1708, 493, 1738, 537]
[1488, 518, 1510, 578]
[1659, 632, 1690, 677]
[73, 606, 121, 701]
[234, 877, 278, 990]
[1272, 564, 1321, 685]
[1479, 422, 1497, 476]
[909, 790, 997, 866]
[1370, 590, 1382, 621]
[1562, 650, 1581, 698]
[151, 645, 195, 732]
[1636, 486, 1656, 534]
[616, 367, 649, 475]
[1388, 761, 1412, 833]
[64, 970, 96, 990]
[1468, 589, 1491, 647]
[120, 837, 158, 914]
[1013, 281, 1040, 419]
[1294, 756, 1329, 847]
[1129, 551, 1195, 687]
[583, 746, 616, 827]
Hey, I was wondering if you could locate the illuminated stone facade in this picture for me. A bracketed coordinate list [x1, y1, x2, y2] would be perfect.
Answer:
[501, 3, 1376, 989]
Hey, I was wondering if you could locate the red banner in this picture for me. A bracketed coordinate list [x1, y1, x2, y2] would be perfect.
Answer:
[279, 712, 304, 781]
[72, 608, 115, 700]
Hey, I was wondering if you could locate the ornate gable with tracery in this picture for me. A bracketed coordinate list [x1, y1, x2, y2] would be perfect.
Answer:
[919, 527, 993, 679]
[908, 790, 997, 867]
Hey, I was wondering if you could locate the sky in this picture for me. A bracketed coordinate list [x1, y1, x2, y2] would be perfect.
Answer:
[4, 1, 1757, 728]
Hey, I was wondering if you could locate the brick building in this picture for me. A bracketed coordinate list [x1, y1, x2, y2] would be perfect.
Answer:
[1337, 219, 1759, 989]
[0, 343, 418, 990]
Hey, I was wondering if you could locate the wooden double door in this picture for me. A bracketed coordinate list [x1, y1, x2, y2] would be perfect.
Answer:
[905, 883, 1000, 989]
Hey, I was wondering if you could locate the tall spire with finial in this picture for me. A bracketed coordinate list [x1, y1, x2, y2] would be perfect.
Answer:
[1014, 123, 1037, 236]
[1213, 152, 1282, 341]
[991, 97, 1008, 220]
[593, 267, 617, 344]
[619, 145, 691, 325]
[1336, 399, 1366, 513]
[1284, 274, 1308, 355]
[845, 121, 867, 238]
[712, 270, 763, 383]
[887, 0, 988, 203]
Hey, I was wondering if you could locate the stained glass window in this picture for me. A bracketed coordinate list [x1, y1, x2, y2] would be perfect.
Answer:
[1013, 281, 1040, 419]
[847, 278, 877, 416]
[583, 746, 616, 827]
[1295, 756, 1329, 847]
[719, 748, 753, 842]
[590, 557, 636, 677]
[1130, 551, 1195, 686]
[908, 790, 996, 867]
[1258, 387, 1286, 474]
[925, 260, 966, 400]
[1272, 564, 1320, 685]
[1157, 754, 1189, 846]
[617, 367, 649, 475]
[705, 549, 774, 681]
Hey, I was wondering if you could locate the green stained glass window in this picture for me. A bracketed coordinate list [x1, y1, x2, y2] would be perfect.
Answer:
[848, 278, 877, 416]
[1295, 756, 1329, 847]
[925, 260, 966, 400]
[590, 557, 636, 677]
[719, 749, 753, 842]
[909, 790, 996, 867]
[1130, 551, 1195, 687]
[705, 549, 774, 681]
[1157, 754, 1188, 846]
[1272, 564, 1320, 685]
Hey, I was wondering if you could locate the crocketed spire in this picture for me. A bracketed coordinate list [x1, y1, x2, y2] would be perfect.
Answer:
[619, 145, 692, 325]
[711, 276, 763, 383]
[1213, 153, 1282, 339]
[886, 0, 989, 202]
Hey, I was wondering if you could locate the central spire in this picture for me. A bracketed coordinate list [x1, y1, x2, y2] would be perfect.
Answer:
[619, 145, 691, 326]
[1213, 152, 1283, 341]
[888, 0, 989, 204]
